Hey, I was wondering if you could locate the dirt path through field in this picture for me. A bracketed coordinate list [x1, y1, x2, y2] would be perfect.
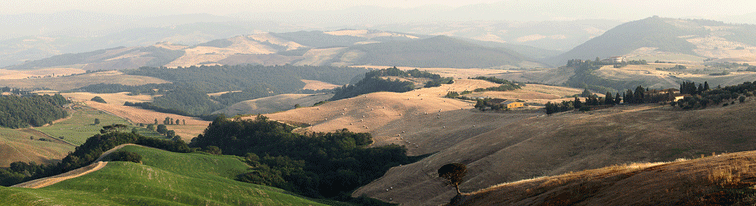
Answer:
[11, 144, 142, 189]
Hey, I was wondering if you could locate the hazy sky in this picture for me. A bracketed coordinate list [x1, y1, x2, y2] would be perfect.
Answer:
[4, 0, 756, 21]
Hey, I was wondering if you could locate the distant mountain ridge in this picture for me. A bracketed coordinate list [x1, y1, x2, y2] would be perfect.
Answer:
[548, 16, 756, 65]
[6, 30, 547, 70]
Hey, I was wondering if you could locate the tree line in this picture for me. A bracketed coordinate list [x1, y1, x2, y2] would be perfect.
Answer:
[329, 67, 425, 101]
[0, 131, 190, 186]
[0, 94, 68, 128]
[189, 115, 421, 199]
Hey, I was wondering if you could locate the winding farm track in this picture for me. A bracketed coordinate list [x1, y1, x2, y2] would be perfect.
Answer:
[11, 144, 142, 189]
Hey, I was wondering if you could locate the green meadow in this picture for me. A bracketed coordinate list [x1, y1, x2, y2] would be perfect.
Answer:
[35, 107, 164, 145]
[0, 145, 329, 205]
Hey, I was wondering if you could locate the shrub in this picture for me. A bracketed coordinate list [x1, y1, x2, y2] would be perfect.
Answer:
[106, 151, 142, 163]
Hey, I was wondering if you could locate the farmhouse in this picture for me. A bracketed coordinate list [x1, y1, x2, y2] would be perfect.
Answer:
[501, 101, 524, 109]
[674, 94, 691, 102]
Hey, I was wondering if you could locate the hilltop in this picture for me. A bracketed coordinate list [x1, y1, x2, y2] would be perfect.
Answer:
[1, 145, 330, 205]
[549, 16, 756, 65]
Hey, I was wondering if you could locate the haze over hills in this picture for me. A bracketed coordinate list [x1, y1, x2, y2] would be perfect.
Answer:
[6, 30, 547, 70]
[548, 16, 756, 65]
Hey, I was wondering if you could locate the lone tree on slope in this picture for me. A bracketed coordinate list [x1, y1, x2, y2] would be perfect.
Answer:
[438, 163, 467, 194]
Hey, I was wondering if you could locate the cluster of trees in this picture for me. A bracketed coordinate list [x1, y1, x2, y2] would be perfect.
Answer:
[329, 67, 422, 101]
[656, 65, 688, 71]
[1, 87, 32, 95]
[90, 96, 107, 103]
[467, 76, 523, 92]
[546, 85, 678, 114]
[189, 115, 419, 199]
[673, 81, 756, 110]
[0, 132, 190, 186]
[104, 151, 142, 163]
[150, 87, 225, 116]
[0, 94, 68, 128]
[680, 81, 710, 95]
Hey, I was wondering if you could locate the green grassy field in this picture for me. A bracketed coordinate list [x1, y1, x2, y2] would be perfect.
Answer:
[35, 107, 164, 145]
[0, 145, 330, 205]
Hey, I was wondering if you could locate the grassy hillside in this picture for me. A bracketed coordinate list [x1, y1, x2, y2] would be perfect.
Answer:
[350, 99, 756, 205]
[0, 127, 74, 167]
[35, 107, 162, 145]
[345, 36, 537, 68]
[0, 145, 329, 205]
[548, 16, 702, 66]
[454, 150, 756, 205]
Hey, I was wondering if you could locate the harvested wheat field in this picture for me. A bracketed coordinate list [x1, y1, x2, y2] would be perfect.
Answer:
[0, 68, 85, 80]
[215, 93, 333, 116]
[464, 84, 584, 105]
[165, 36, 277, 68]
[83, 101, 210, 141]
[351, 100, 756, 205]
[455, 150, 756, 205]
[0, 70, 169, 91]
[0, 128, 74, 167]
[301, 79, 341, 90]
[62, 92, 155, 106]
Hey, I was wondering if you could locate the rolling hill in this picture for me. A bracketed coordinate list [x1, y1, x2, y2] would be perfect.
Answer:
[341, 36, 543, 68]
[548, 16, 756, 66]
[452, 150, 756, 205]
[1, 145, 330, 205]
[5, 30, 547, 70]
[251, 76, 756, 205]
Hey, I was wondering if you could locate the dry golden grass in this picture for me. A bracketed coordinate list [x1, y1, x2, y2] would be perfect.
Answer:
[206, 90, 241, 97]
[301, 79, 340, 90]
[246, 33, 305, 50]
[0, 128, 74, 167]
[217, 93, 332, 116]
[62, 92, 155, 106]
[165, 36, 278, 68]
[0, 68, 85, 80]
[351, 99, 756, 205]
[455, 151, 756, 206]
[0, 71, 169, 91]
[83, 101, 209, 141]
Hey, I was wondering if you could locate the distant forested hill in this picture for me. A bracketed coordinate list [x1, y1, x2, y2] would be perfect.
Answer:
[0, 94, 68, 128]
[345, 36, 535, 68]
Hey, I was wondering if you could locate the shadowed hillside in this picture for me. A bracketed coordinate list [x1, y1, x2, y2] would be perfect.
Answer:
[453, 150, 756, 205]
[345, 36, 542, 68]
[351, 100, 756, 205]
